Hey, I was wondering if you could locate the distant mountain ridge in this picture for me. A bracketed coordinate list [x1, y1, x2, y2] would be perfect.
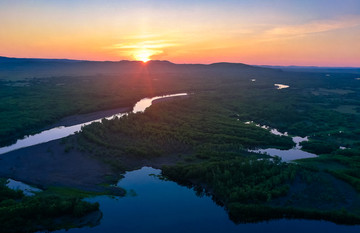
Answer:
[0, 56, 266, 79]
[258, 65, 360, 74]
[0, 56, 86, 63]
[1, 56, 358, 69]
[0, 56, 250, 67]
[4, 56, 359, 79]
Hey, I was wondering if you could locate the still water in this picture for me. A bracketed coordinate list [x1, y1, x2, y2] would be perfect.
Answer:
[250, 135, 317, 162]
[53, 167, 360, 233]
[0, 93, 188, 155]
[245, 121, 317, 161]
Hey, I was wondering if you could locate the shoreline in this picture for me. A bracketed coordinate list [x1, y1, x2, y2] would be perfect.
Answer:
[151, 95, 189, 105]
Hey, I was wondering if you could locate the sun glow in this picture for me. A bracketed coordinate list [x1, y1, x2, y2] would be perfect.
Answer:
[133, 49, 153, 62]
[113, 39, 177, 63]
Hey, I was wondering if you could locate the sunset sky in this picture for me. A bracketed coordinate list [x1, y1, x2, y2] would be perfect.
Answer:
[1, 0, 359, 66]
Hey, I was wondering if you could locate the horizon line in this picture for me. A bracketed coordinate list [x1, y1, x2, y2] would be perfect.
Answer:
[1, 55, 359, 69]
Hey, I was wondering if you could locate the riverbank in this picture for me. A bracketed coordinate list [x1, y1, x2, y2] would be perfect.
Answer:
[151, 94, 189, 105]
[47, 106, 132, 129]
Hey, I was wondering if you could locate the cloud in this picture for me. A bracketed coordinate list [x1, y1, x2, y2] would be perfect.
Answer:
[266, 16, 360, 37]
[112, 40, 179, 50]
[106, 36, 180, 60]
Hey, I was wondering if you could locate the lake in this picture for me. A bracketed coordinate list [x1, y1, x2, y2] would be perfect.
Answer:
[53, 167, 360, 233]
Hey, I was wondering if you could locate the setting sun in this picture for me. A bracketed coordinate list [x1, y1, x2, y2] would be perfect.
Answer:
[133, 49, 152, 63]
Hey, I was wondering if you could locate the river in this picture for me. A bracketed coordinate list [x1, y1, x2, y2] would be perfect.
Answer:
[0, 93, 188, 155]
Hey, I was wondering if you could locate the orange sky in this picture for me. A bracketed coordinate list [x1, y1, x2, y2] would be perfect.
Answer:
[0, 0, 359, 66]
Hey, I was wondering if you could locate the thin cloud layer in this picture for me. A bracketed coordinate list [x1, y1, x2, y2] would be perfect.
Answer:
[108, 37, 180, 60]
[266, 16, 360, 37]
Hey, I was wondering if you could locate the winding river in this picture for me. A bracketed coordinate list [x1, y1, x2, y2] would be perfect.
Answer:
[0, 93, 188, 155]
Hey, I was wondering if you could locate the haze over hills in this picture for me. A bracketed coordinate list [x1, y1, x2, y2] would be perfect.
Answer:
[1, 56, 359, 80]
[0, 56, 265, 80]
[0, 56, 255, 67]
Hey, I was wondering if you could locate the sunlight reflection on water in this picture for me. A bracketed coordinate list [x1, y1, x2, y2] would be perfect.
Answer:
[274, 84, 290, 89]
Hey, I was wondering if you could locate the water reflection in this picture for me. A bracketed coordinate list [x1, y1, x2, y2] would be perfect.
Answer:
[251, 147, 317, 162]
[132, 93, 187, 113]
[53, 167, 360, 233]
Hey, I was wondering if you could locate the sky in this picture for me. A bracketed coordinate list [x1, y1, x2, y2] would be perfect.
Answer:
[0, 0, 359, 66]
